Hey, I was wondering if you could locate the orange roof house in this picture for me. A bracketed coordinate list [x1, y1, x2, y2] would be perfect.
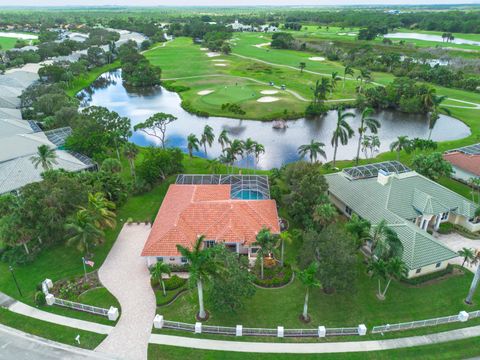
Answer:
[443, 151, 480, 177]
[141, 183, 280, 262]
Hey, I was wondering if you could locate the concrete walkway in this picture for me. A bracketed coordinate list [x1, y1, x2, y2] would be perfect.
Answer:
[0, 323, 116, 360]
[96, 224, 156, 360]
[437, 232, 480, 274]
[149, 325, 480, 353]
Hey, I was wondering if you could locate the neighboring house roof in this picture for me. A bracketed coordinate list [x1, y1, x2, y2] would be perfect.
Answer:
[0, 132, 55, 163]
[443, 151, 480, 177]
[0, 150, 95, 194]
[325, 165, 467, 269]
[0, 118, 35, 139]
[142, 184, 280, 257]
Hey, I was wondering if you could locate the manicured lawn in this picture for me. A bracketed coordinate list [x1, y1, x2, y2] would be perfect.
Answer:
[0, 36, 20, 50]
[78, 287, 120, 309]
[158, 258, 479, 328]
[0, 308, 106, 350]
[148, 335, 480, 360]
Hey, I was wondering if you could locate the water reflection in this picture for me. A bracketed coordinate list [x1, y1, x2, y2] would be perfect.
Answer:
[385, 32, 480, 46]
[78, 70, 471, 169]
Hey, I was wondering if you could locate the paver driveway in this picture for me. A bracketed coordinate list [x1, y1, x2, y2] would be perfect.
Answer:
[96, 224, 155, 360]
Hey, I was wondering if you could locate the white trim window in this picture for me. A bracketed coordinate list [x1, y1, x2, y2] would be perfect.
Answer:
[204, 240, 216, 248]
[441, 212, 449, 221]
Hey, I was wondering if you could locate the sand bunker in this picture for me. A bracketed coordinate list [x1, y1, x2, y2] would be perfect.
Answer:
[0, 32, 38, 40]
[260, 90, 279, 95]
[197, 90, 215, 96]
[206, 52, 221, 57]
[200, 47, 208, 51]
[254, 42, 271, 48]
[214, 63, 227, 67]
[257, 96, 280, 103]
[212, 59, 227, 62]
[309, 56, 326, 61]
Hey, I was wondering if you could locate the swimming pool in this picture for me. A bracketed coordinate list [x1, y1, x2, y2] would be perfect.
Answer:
[232, 189, 265, 200]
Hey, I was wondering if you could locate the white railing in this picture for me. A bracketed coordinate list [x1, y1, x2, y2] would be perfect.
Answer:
[54, 298, 109, 316]
[325, 327, 360, 336]
[242, 327, 278, 336]
[371, 310, 477, 334]
[163, 320, 196, 332]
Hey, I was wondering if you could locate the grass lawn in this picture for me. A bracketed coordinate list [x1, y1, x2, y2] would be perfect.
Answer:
[0, 308, 106, 350]
[0, 36, 20, 50]
[78, 287, 119, 309]
[148, 335, 480, 360]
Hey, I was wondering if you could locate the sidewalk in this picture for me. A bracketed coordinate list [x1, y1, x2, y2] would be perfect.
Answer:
[149, 325, 480, 353]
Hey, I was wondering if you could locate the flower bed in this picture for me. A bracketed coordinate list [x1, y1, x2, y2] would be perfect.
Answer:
[253, 264, 293, 288]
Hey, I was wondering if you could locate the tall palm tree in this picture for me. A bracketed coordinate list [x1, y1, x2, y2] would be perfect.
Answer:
[230, 139, 244, 164]
[298, 262, 321, 321]
[242, 138, 256, 169]
[465, 258, 480, 305]
[312, 78, 331, 104]
[345, 214, 372, 248]
[343, 65, 354, 92]
[369, 220, 403, 260]
[150, 262, 171, 297]
[330, 71, 340, 96]
[355, 107, 380, 165]
[253, 228, 277, 280]
[218, 130, 230, 151]
[176, 235, 221, 320]
[84, 192, 116, 230]
[297, 140, 327, 163]
[331, 108, 355, 167]
[389, 135, 411, 161]
[253, 142, 265, 174]
[368, 257, 407, 300]
[458, 247, 475, 268]
[206, 158, 221, 174]
[200, 125, 215, 156]
[313, 203, 337, 226]
[187, 134, 200, 158]
[278, 231, 291, 267]
[30, 145, 58, 171]
[123, 142, 139, 181]
[65, 210, 104, 255]
[356, 68, 372, 94]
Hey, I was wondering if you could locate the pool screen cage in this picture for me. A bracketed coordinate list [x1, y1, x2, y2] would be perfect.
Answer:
[343, 161, 411, 180]
[175, 174, 271, 199]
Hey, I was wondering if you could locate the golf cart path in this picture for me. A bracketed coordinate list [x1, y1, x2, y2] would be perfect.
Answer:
[96, 224, 155, 360]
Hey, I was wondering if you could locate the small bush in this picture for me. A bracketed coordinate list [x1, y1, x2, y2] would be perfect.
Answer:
[169, 263, 190, 272]
[221, 103, 246, 115]
[34, 291, 46, 306]
[402, 264, 454, 285]
[253, 264, 293, 288]
[150, 276, 159, 288]
[164, 275, 187, 290]
[438, 222, 454, 234]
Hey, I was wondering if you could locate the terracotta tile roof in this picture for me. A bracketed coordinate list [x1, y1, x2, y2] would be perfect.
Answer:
[141, 184, 280, 257]
[443, 151, 480, 177]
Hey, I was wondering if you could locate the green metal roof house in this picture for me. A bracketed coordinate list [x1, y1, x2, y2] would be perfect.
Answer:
[325, 161, 479, 278]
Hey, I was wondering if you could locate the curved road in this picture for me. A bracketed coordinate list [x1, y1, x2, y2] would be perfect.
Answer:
[96, 224, 155, 360]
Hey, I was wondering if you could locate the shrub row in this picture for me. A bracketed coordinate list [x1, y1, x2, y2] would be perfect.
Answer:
[253, 265, 293, 288]
[402, 264, 454, 285]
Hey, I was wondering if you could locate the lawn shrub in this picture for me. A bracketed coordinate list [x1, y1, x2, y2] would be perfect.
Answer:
[150, 276, 159, 288]
[438, 222, 455, 234]
[161, 81, 190, 93]
[164, 275, 187, 290]
[169, 263, 190, 272]
[402, 264, 455, 285]
[221, 103, 246, 115]
[253, 264, 293, 288]
[34, 291, 46, 306]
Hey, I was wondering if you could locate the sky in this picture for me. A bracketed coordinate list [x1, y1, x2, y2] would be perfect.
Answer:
[0, 0, 478, 6]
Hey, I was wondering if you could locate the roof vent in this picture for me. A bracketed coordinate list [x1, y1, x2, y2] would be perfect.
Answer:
[377, 169, 393, 186]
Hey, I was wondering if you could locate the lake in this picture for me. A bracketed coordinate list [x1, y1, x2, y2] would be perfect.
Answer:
[78, 70, 471, 170]
[384, 32, 480, 46]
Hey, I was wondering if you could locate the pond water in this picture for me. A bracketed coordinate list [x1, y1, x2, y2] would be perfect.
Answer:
[384, 32, 480, 46]
[78, 70, 471, 170]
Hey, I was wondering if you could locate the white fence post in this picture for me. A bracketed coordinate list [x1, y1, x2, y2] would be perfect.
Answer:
[45, 294, 55, 306]
[153, 315, 164, 329]
[318, 326, 326, 337]
[195, 322, 202, 334]
[458, 311, 469, 322]
[44, 278, 53, 290]
[358, 324, 367, 336]
[277, 326, 284, 338]
[107, 306, 119, 321]
[236, 325, 242, 336]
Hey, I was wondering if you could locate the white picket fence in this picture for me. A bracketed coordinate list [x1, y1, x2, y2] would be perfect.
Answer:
[53, 298, 109, 316]
[153, 316, 366, 337]
[371, 310, 480, 334]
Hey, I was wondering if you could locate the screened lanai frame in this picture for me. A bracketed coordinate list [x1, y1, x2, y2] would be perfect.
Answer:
[44, 127, 72, 147]
[175, 174, 271, 199]
[446, 143, 480, 156]
[343, 161, 411, 180]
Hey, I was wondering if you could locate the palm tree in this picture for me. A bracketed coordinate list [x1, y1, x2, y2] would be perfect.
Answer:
[313, 203, 337, 226]
[345, 214, 372, 248]
[200, 125, 215, 156]
[298, 262, 321, 321]
[65, 210, 104, 255]
[176, 235, 221, 320]
[299, 62, 306, 73]
[343, 65, 354, 92]
[369, 220, 403, 260]
[278, 231, 291, 267]
[312, 78, 331, 104]
[30, 145, 58, 171]
[218, 130, 230, 151]
[355, 107, 380, 165]
[465, 259, 480, 305]
[458, 247, 475, 268]
[253, 228, 277, 280]
[297, 140, 327, 163]
[206, 158, 221, 174]
[187, 134, 200, 158]
[389, 135, 411, 161]
[230, 139, 244, 164]
[150, 262, 171, 297]
[356, 68, 372, 94]
[123, 142, 139, 181]
[368, 257, 407, 300]
[84, 192, 116, 230]
[330, 71, 340, 96]
[242, 138, 256, 169]
[331, 108, 355, 167]
[253, 142, 265, 174]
